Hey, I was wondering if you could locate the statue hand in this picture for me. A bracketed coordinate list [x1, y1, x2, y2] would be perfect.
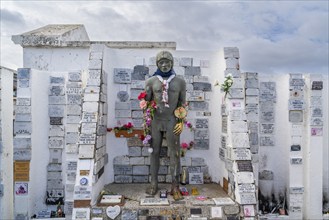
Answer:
[173, 122, 183, 135]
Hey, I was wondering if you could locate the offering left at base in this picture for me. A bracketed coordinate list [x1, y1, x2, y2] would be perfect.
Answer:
[56, 202, 63, 217]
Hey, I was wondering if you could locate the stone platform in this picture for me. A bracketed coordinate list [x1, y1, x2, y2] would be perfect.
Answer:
[91, 183, 240, 220]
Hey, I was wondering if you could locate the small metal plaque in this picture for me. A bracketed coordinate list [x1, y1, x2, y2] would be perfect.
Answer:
[312, 81, 323, 90]
[190, 208, 202, 215]
[291, 157, 303, 165]
[114, 68, 132, 83]
[289, 99, 305, 110]
[50, 117, 63, 125]
[237, 161, 253, 172]
[291, 145, 301, 151]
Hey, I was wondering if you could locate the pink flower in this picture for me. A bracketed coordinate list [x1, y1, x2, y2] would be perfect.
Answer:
[181, 142, 188, 149]
[139, 100, 147, 109]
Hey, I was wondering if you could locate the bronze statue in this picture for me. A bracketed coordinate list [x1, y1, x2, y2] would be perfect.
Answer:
[144, 51, 186, 199]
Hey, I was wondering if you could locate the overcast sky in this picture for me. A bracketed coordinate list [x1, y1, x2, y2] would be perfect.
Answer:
[1, 1, 328, 75]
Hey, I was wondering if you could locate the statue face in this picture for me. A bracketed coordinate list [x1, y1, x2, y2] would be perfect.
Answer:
[157, 59, 173, 73]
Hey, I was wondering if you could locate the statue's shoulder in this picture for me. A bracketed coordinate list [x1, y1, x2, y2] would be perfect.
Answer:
[174, 76, 186, 84]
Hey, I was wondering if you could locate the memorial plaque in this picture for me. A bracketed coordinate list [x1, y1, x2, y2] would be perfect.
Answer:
[67, 115, 81, 124]
[49, 149, 62, 163]
[79, 134, 96, 144]
[132, 110, 143, 118]
[194, 129, 209, 140]
[194, 75, 209, 83]
[17, 68, 30, 79]
[236, 172, 254, 184]
[193, 82, 211, 91]
[67, 94, 82, 104]
[311, 107, 322, 117]
[238, 183, 255, 193]
[79, 145, 95, 158]
[82, 112, 98, 123]
[66, 87, 83, 94]
[229, 148, 251, 160]
[260, 123, 275, 134]
[195, 118, 208, 129]
[189, 102, 209, 111]
[67, 105, 82, 115]
[117, 91, 129, 102]
[15, 106, 31, 114]
[14, 122, 32, 135]
[67, 82, 82, 88]
[14, 148, 31, 160]
[185, 66, 201, 76]
[194, 139, 209, 150]
[49, 137, 64, 149]
[245, 78, 258, 88]
[259, 82, 276, 102]
[72, 208, 90, 220]
[131, 99, 141, 110]
[68, 72, 81, 82]
[115, 102, 131, 110]
[289, 193, 303, 207]
[189, 173, 204, 184]
[74, 186, 92, 200]
[132, 118, 143, 128]
[259, 170, 274, 180]
[290, 187, 304, 194]
[114, 68, 132, 83]
[260, 136, 275, 146]
[291, 157, 303, 165]
[66, 132, 79, 144]
[49, 105, 65, 117]
[311, 117, 323, 126]
[311, 127, 323, 136]
[291, 145, 301, 151]
[48, 96, 66, 105]
[18, 79, 30, 88]
[115, 110, 131, 118]
[225, 57, 239, 69]
[49, 86, 65, 96]
[50, 76, 65, 85]
[230, 99, 244, 109]
[14, 138, 31, 149]
[237, 193, 257, 205]
[312, 81, 323, 90]
[49, 125, 65, 136]
[219, 148, 226, 160]
[180, 57, 193, 66]
[245, 104, 258, 115]
[16, 97, 31, 106]
[249, 133, 258, 147]
[246, 88, 259, 96]
[289, 99, 304, 110]
[311, 96, 322, 107]
[289, 78, 305, 90]
[221, 135, 227, 148]
[246, 96, 258, 104]
[50, 117, 63, 125]
[187, 91, 205, 101]
[228, 88, 244, 99]
[236, 161, 253, 172]
[81, 123, 97, 134]
[114, 175, 133, 183]
[114, 165, 133, 175]
[132, 65, 148, 80]
[289, 110, 303, 123]
[130, 89, 143, 100]
[232, 133, 249, 148]
[221, 104, 227, 116]
[260, 103, 275, 123]
[84, 86, 100, 94]
[230, 110, 246, 121]
[222, 116, 228, 133]
[66, 144, 78, 154]
[15, 114, 32, 122]
[231, 121, 248, 133]
[131, 80, 145, 89]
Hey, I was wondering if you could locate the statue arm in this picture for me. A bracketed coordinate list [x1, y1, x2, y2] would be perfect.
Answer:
[145, 78, 153, 102]
[178, 80, 187, 106]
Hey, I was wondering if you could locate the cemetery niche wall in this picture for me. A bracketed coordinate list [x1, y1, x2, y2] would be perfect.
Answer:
[8, 24, 329, 220]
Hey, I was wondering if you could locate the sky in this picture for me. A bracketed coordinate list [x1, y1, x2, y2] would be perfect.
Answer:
[0, 0, 328, 75]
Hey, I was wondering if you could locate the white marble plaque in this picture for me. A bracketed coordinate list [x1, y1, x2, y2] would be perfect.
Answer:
[15, 106, 31, 114]
[289, 99, 305, 110]
[72, 208, 90, 220]
[131, 80, 145, 89]
[236, 172, 254, 184]
[231, 121, 248, 133]
[67, 105, 82, 115]
[49, 137, 64, 149]
[115, 110, 131, 118]
[16, 98, 31, 106]
[230, 110, 247, 121]
[130, 89, 143, 100]
[49, 105, 65, 117]
[231, 78, 244, 89]
[132, 110, 143, 118]
[14, 138, 31, 149]
[246, 88, 259, 96]
[79, 145, 95, 159]
[311, 96, 322, 107]
[228, 88, 244, 99]
[311, 107, 322, 117]
[14, 122, 32, 135]
[82, 102, 99, 112]
[49, 96, 66, 105]
[84, 86, 100, 94]
[66, 144, 79, 154]
[194, 129, 209, 140]
[195, 118, 208, 129]
[291, 124, 303, 136]
[66, 132, 79, 144]
[289, 193, 303, 207]
[289, 78, 305, 90]
[81, 123, 97, 134]
[49, 149, 62, 163]
[49, 125, 65, 136]
[50, 76, 65, 85]
[238, 183, 256, 193]
[68, 72, 81, 82]
[187, 91, 204, 102]
[290, 186, 304, 194]
[259, 82, 276, 102]
[67, 94, 82, 104]
[67, 115, 81, 124]
[260, 123, 275, 134]
[260, 136, 275, 146]
[115, 102, 131, 110]
[82, 112, 98, 123]
[246, 96, 259, 104]
[232, 133, 249, 148]
[79, 134, 96, 144]
[132, 118, 143, 128]
[290, 90, 304, 99]
[311, 117, 323, 126]
[237, 193, 256, 205]
[193, 75, 209, 83]
[114, 68, 132, 83]
[14, 149, 31, 160]
[289, 110, 303, 123]
[66, 87, 83, 94]
[15, 114, 32, 122]
[229, 148, 251, 160]
[130, 100, 141, 110]
[222, 116, 228, 133]
[189, 172, 204, 184]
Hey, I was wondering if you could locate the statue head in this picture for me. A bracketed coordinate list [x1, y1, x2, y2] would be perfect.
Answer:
[156, 51, 173, 73]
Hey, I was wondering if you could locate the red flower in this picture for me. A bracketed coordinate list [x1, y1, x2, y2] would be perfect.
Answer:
[138, 91, 147, 100]
[181, 142, 188, 149]
[140, 134, 145, 141]
[126, 122, 133, 128]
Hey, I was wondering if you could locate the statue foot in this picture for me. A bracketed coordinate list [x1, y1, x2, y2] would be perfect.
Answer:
[146, 184, 158, 195]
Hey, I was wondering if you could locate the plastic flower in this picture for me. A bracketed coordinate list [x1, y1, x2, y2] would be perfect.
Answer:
[221, 74, 234, 100]
[139, 91, 157, 145]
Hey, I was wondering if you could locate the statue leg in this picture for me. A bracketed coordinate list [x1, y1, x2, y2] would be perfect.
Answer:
[166, 127, 182, 200]
[146, 127, 162, 195]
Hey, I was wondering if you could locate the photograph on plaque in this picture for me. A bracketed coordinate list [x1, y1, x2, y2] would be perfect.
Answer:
[291, 157, 303, 165]
[15, 182, 28, 196]
[243, 205, 255, 217]
[311, 127, 323, 136]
